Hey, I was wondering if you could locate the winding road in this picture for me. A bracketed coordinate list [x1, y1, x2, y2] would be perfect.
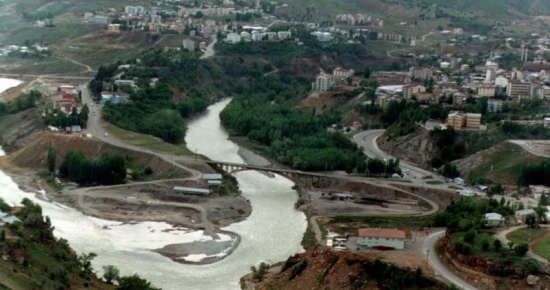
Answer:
[425, 231, 478, 290]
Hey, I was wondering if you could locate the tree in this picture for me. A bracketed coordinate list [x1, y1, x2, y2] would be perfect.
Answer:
[507, 241, 515, 251]
[78, 252, 97, 278]
[250, 262, 270, 282]
[514, 243, 529, 256]
[117, 274, 161, 290]
[103, 265, 120, 284]
[493, 239, 502, 252]
[481, 240, 490, 251]
[363, 67, 371, 79]
[47, 146, 56, 177]
[526, 214, 537, 229]
[463, 229, 476, 244]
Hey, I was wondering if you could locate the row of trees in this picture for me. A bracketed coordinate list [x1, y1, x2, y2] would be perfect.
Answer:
[518, 158, 550, 186]
[220, 76, 366, 172]
[0, 90, 41, 117]
[44, 105, 89, 129]
[58, 150, 126, 185]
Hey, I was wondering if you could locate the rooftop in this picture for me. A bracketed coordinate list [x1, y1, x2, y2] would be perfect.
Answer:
[358, 228, 406, 239]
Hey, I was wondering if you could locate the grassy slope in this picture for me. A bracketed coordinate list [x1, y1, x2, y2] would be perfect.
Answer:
[0, 224, 115, 290]
[7, 132, 192, 180]
[455, 142, 542, 186]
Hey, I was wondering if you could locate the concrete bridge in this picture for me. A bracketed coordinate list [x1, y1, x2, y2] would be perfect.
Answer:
[205, 161, 331, 186]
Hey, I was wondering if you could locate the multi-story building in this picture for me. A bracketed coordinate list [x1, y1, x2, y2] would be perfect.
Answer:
[487, 99, 503, 113]
[277, 31, 292, 40]
[447, 111, 465, 129]
[332, 67, 354, 80]
[507, 80, 533, 98]
[311, 73, 335, 92]
[402, 84, 426, 99]
[537, 85, 550, 100]
[477, 84, 495, 97]
[466, 113, 481, 128]
[408, 67, 433, 81]
[495, 76, 509, 88]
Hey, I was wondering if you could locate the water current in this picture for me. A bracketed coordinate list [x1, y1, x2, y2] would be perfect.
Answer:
[0, 80, 306, 290]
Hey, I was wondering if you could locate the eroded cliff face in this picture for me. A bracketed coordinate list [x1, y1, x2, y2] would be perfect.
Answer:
[0, 110, 43, 153]
[377, 129, 436, 169]
[247, 245, 447, 290]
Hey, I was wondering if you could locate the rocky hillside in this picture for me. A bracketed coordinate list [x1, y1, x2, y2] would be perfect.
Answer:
[378, 128, 436, 169]
[0, 109, 42, 153]
[249, 245, 447, 290]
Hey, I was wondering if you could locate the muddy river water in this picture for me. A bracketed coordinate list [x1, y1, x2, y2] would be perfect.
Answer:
[0, 79, 306, 290]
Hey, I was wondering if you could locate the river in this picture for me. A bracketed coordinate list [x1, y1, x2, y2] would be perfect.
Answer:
[0, 79, 306, 289]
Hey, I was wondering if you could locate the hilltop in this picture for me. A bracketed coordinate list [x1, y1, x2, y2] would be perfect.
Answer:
[244, 245, 448, 290]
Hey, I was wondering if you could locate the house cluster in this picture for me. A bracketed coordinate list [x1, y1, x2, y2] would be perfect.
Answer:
[335, 14, 383, 26]
[0, 44, 49, 56]
[47, 84, 84, 115]
[224, 27, 292, 43]
[311, 67, 355, 92]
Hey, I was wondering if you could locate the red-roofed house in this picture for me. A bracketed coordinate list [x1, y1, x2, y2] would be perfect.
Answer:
[62, 93, 74, 100]
[357, 228, 406, 249]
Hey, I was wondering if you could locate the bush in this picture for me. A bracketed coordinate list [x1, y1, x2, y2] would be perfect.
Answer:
[514, 243, 529, 256]
[493, 239, 502, 252]
[464, 229, 477, 244]
[481, 240, 490, 252]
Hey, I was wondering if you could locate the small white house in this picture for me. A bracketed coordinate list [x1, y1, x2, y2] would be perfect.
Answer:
[453, 177, 465, 186]
[484, 212, 504, 227]
[515, 209, 536, 223]
[357, 228, 406, 250]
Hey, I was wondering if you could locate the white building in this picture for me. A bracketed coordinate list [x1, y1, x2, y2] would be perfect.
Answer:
[277, 31, 292, 40]
[357, 228, 406, 250]
[311, 73, 335, 92]
[251, 32, 265, 41]
[484, 212, 504, 227]
[225, 33, 242, 44]
[332, 67, 354, 79]
[183, 39, 195, 51]
[495, 76, 509, 88]
[311, 31, 332, 42]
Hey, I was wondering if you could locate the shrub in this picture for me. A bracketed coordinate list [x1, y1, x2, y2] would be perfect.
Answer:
[464, 229, 477, 244]
[481, 240, 490, 252]
[493, 240, 502, 252]
[514, 243, 529, 256]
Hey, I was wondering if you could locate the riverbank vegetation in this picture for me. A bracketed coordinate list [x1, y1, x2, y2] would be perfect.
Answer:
[59, 150, 126, 185]
[429, 198, 541, 277]
[0, 198, 161, 289]
[220, 76, 365, 172]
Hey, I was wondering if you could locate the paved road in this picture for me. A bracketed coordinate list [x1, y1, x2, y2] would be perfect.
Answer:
[79, 84, 202, 180]
[424, 230, 479, 290]
[0, 73, 93, 80]
[352, 130, 446, 186]
[200, 37, 217, 59]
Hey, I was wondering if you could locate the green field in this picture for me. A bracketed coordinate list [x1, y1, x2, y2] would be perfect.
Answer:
[426, 180, 443, 185]
[506, 227, 547, 245]
[533, 239, 550, 261]
[461, 142, 542, 185]
[104, 122, 193, 156]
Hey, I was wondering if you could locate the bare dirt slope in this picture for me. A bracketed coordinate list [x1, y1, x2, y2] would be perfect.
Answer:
[6, 132, 193, 180]
[248, 245, 447, 290]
